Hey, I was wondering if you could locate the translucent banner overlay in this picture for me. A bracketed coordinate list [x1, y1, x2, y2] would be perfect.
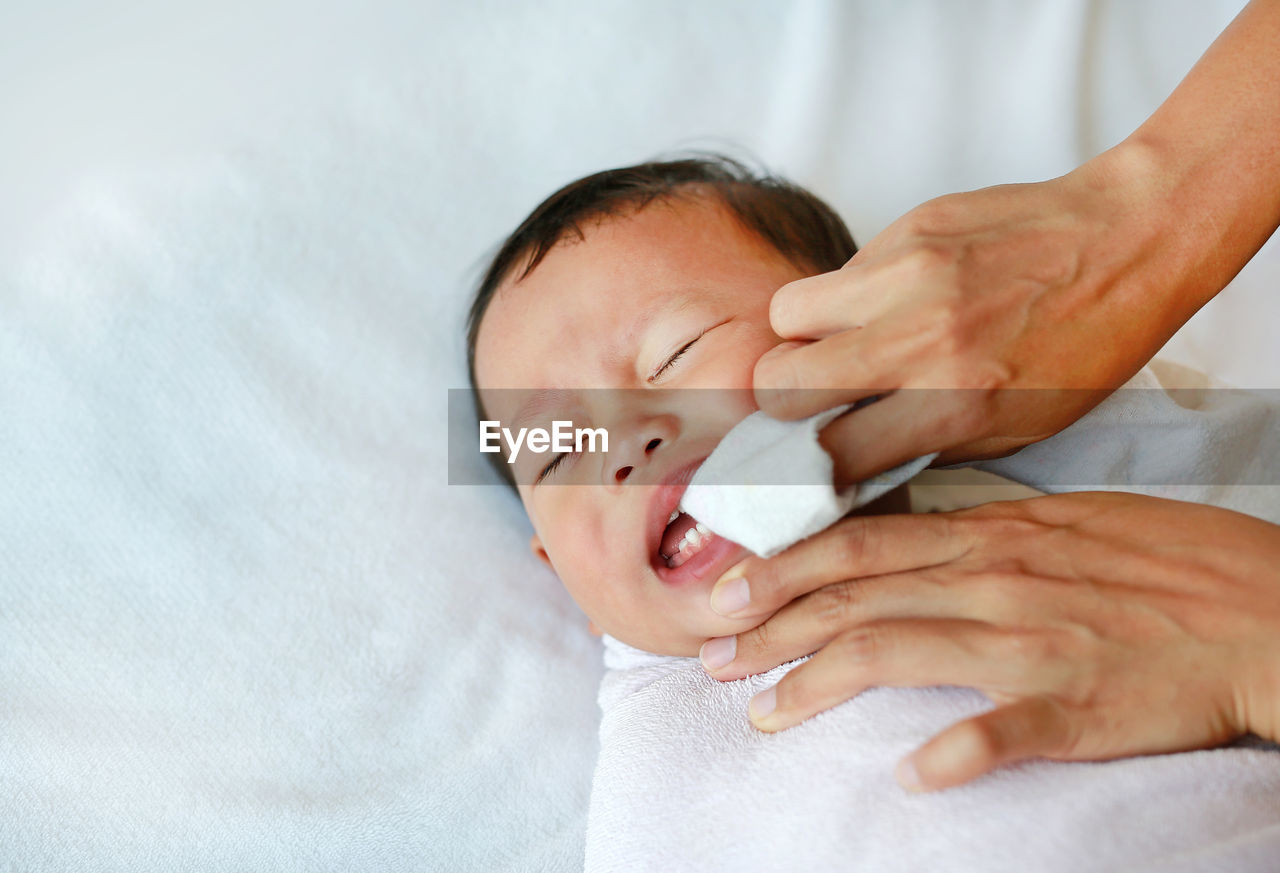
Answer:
[447, 387, 1280, 488]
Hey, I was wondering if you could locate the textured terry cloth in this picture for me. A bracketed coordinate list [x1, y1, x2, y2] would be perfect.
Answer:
[584, 636, 1280, 873]
[679, 404, 937, 557]
[973, 365, 1280, 524]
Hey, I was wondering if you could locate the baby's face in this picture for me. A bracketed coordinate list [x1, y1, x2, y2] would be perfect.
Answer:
[474, 196, 809, 655]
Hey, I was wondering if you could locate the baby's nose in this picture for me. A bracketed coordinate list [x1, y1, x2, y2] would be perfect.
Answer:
[611, 437, 663, 483]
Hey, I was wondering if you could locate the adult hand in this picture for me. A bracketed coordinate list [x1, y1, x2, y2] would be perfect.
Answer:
[755, 0, 1280, 486]
[756, 168, 1155, 485]
[697, 492, 1280, 792]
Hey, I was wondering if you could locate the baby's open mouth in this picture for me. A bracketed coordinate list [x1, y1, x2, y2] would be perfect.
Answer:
[659, 509, 715, 569]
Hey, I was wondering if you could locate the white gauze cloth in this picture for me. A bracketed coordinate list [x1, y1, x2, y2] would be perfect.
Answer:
[680, 404, 936, 557]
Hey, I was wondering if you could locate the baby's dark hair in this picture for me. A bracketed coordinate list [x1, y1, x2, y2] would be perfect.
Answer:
[466, 153, 857, 488]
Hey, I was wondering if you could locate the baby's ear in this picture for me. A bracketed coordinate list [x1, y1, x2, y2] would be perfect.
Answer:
[529, 534, 553, 569]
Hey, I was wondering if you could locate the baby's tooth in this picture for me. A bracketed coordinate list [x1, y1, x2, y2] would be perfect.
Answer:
[668, 509, 680, 524]
[695, 522, 708, 535]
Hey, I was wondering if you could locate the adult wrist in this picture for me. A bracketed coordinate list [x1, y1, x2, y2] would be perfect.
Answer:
[1056, 139, 1203, 363]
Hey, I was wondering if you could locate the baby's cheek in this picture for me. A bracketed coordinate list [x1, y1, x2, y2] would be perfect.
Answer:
[527, 489, 601, 574]
[547, 513, 605, 572]
[705, 328, 783, 394]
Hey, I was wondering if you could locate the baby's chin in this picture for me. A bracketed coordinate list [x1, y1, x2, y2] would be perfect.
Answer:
[605, 629, 708, 659]
[602, 609, 762, 659]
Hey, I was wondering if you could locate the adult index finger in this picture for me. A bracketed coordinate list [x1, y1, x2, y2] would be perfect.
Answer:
[707, 512, 975, 621]
[769, 253, 939, 342]
[752, 330, 892, 421]
[769, 267, 878, 341]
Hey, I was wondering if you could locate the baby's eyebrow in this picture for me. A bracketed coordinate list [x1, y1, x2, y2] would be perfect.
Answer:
[510, 388, 576, 431]
[627, 291, 702, 351]
[644, 292, 700, 323]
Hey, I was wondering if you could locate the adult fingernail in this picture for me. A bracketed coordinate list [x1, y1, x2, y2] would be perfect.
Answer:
[699, 636, 736, 670]
[896, 756, 925, 792]
[710, 576, 750, 616]
[716, 560, 748, 585]
[749, 686, 777, 722]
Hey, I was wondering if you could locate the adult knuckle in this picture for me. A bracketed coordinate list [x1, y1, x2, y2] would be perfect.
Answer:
[1049, 700, 1088, 758]
[960, 716, 1007, 762]
[997, 629, 1051, 663]
[963, 572, 1022, 614]
[1052, 629, 1104, 701]
[911, 193, 974, 232]
[901, 200, 947, 234]
[901, 241, 953, 277]
[957, 505, 1042, 543]
[947, 512, 991, 545]
[987, 515, 1049, 543]
[741, 619, 776, 660]
[774, 667, 810, 711]
[811, 581, 863, 632]
[978, 561, 1031, 584]
[832, 518, 877, 571]
[966, 364, 1010, 393]
[834, 625, 883, 667]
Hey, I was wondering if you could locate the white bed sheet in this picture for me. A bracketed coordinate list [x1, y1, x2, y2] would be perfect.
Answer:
[2, 1, 1273, 870]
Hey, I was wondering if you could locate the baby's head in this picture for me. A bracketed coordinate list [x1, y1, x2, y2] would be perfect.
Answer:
[468, 156, 855, 655]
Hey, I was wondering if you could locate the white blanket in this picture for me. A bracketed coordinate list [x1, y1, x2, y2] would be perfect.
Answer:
[2, 1, 1272, 870]
[587, 637, 1280, 872]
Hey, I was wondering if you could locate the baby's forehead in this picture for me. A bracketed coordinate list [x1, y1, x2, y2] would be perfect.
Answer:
[475, 195, 792, 387]
[492, 202, 702, 300]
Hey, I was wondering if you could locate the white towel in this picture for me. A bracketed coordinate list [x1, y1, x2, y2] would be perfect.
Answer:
[585, 637, 1280, 873]
[679, 404, 936, 557]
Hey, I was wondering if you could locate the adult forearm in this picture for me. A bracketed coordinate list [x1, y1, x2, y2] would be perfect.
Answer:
[755, 1, 1280, 478]
[1088, 0, 1280, 341]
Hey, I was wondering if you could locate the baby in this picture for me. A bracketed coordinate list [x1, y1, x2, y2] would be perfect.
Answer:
[467, 155, 892, 657]
[466, 156, 1280, 871]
